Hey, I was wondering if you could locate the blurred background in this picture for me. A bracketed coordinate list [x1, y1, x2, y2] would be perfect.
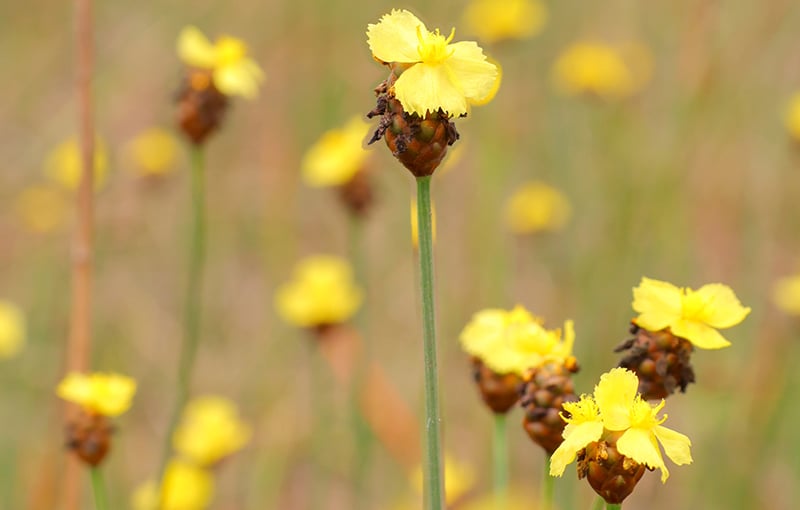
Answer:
[2, 0, 800, 508]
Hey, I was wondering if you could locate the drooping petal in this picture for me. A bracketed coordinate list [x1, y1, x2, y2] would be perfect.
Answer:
[444, 41, 498, 104]
[689, 283, 751, 328]
[213, 60, 264, 99]
[632, 277, 682, 331]
[653, 425, 692, 467]
[670, 318, 731, 349]
[394, 62, 467, 116]
[617, 427, 669, 482]
[366, 9, 426, 64]
[549, 420, 603, 476]
[594, 368, 638, 431]
[177, 26, 217, 68]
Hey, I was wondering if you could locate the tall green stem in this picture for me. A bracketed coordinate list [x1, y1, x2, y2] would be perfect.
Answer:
[90, 467, 108, 510]
[415, 176, 444, 510]
[606, 504, 621, 510]
[541, 455, 554, 510]
[157, 145, 207, 488]
[493, 413, 508, 508]
[591, 496, 605, 510]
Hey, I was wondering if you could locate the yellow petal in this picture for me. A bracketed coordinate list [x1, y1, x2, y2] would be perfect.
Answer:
[504, 181, 571, 234]
[56, 372, 136, 417]
[126, 128, 179, 176]
[670, 318, 731, 349]
[594, 368, 638, 431]
[462, 0, 548, 44]
[632, 277, 682, 331]
[785, 93, 800, 140]
[688, 283, 750, 328]
[444, 41, 498, 104]
[395, 62, 467, 116]
[213, 60, 264, 99]
[773, 274, 800, 315]
[617, 427, 668, 482]
[177, 26, 216, 68]
[0, 301, 25, 359]
[549, 420, 603, 477]
[161, 458, 214, 510]
[302, 116, 370, 187]
[173, 395, 251, 466]
[367, 9, 426, 63]
[654, 425, 692, 467]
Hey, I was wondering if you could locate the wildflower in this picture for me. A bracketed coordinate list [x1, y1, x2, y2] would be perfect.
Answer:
[275, 255, 363, 329]
[785, 93, 800, 141]
[14, 186, 69, 233]
[552, 41, 651, 100]
[505, 181, 571, 234]
[410, 197, 437, 249]
[44, 136, 108, 191]
[0, 301, 25, 359]
[132, 458, 214, 510]
[409, 454, 475, 507]
[126, 127, 179, 176]
[462, 0, 548, 44]
[173, 396, 251, 466]
[550, 368, 692, 503]
[773, 273, 800, 315]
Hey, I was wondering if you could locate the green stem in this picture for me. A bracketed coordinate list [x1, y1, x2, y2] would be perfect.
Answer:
[493, 413, 508, 507]
[415, 176, 444, 510]
[541, 455, 554, 510]
[90, 467, 108, 510]
[606, 504, 622, 510]
[156, 145, 207, 489]
[591, 496, 605, 510]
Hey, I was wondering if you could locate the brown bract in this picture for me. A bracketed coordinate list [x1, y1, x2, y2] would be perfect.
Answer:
[176, 69, 229, 145]
[65, 411, 113, 466]
[578, 432, 647, 504]
[471, 357, 523, 414]
[520, 359, 579, 454]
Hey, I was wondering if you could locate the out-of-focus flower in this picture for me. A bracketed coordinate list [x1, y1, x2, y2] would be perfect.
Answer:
[773, 273, 800, 315]
[460, 305, 574, 376]
[56, 372, 136, 417]
[126, 128, 180, 176]
[45, 136, 108, 191]
[458, 487, 536, 510]
[409, 454, 475, 507]
[410, 198, 437, 248]
[505, 181, 571, 234]
[632, 277, 750, 349]
[173, 396, 251, 466]
[302, 116, 371, 187]
[553, 42, 652, 100]
[785, 93, 800, 141]
[132, 458, 214, 510]
[367, 9, 499, 116]
[462, 0, 547, 44]
[14, 186, 69, 233]
[275, 255, 363, 328]
[0, 301, 25, 359]
[177, 26, 264, 99]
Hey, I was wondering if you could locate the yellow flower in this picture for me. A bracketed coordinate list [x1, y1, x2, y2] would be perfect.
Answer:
[460, 305, 575, 376]
[14, 186, 69, 233]
[410, 454, 475, 506]
[56, 372, 136, 417]
[126, 128, 179, 176]
[173, 396, 251, 466]
[550, 368, 692, 483]
[177, 26, 265, 99]
[632, 277, 751, 349]
[785, 93, 800, 141]
[0, 301, 25, 359]
[410, 197, 437, 248]
[462, 0, 547, 44]
[45, 136, 108, 191]
[275, 255, 363, 327]
[773, 273, 800, 315]
[131, 458, 214, 510]
[505, 181, 571, 234]
[367, 9, 500, 116]
[553, 42, 651, 99]
[302, 116, 371, 187]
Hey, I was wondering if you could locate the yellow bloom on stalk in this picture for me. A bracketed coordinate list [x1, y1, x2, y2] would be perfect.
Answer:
[460, 305, 575, 376]
[410, 198, 437, 248]
[132, 458, 214, 510]
[462, 0, 547, 44]
[409, 454, 475, 506]
[505, 181, 571, 234]
[367, 9, 499, 116]
[275, 255, 363, 327]
[56, 372, 136, 417]
[126, 128, 179, 176]
[773, 273, 800, 315]
[0, 301, 25, 359]
[45, 136, 109, 191]
[550, 368, 692, 483]
[177, 26, 265, 99]
[553, 42, 651, 99]
[302, 116, 371, 187]
[632, 277, 750, 349]
[173, 396, 251, 466]
[14, 186, 69, 233]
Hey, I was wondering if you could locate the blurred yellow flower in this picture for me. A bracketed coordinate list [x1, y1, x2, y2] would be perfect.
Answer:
[460, 305, 575, 376]
[550, 368, 692, 483]
[56, 372, 136, 417]
[632, 277, 750, 349]
[0, 301, 25, 359]
[773, 273, 800, 315]
[177, 26, 265, 99]
[410, 454, 475, 506]
[410, 197, 437, 248]
[173, 396, 251, 466]
[462, 0, 547, 44]
[132, 458, 214, 510]
[45, 136, 108, 191]
[458, 487, 536, 510]
[14, 186, 69, 233]
[505, 181, 571, 234]
[553, 42, 651, 100]
[126, 128, 179, 176]
[784, 93, 800, 141]
[275, 255, 363, 327]
[302, 116, 371, 187]
[367, 9, 499, 116]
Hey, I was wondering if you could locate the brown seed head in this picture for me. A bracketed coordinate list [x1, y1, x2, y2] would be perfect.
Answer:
[175, 69, 229, 145]
[64, 411, 114, 466]
[577, 432, 647, 504]
[338, 167, 374, 217]
[520, 360, 579, 454]
[471, 358, 522, 414]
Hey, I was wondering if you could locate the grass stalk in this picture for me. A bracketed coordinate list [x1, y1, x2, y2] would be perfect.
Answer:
[541, 455, 554, 510]
[90, 467, 108, 510]
[493, 413, 508, 508]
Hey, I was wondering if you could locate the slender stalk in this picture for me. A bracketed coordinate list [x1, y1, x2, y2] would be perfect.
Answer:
[541, 455, 554, 510]
[415, 176, 444, 510]
[157, 145, 207, 487]
[90, 467, 108, 510]
[492, 413, 508, 508]
[65, 0, 95, 508]
[590, 496, 605, 510]
[606, 504, 621, 510]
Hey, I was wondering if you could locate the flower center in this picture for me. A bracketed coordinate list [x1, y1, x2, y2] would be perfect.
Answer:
[416, 26, 455, 64]
[680, 290, 710, 321]
[215, 37, 247, 66]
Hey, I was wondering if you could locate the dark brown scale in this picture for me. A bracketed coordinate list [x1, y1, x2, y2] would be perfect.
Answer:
[519, 358, 579, 454]
[175, 69, 229, 145]
[65, 411, 114, 466]
[338, 168, 374, 217]
[576, 432, 647, 504]
[471, 358, 523, 414]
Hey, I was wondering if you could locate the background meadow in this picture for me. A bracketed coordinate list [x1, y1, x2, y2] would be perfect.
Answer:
[2, 0, 800, 508]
